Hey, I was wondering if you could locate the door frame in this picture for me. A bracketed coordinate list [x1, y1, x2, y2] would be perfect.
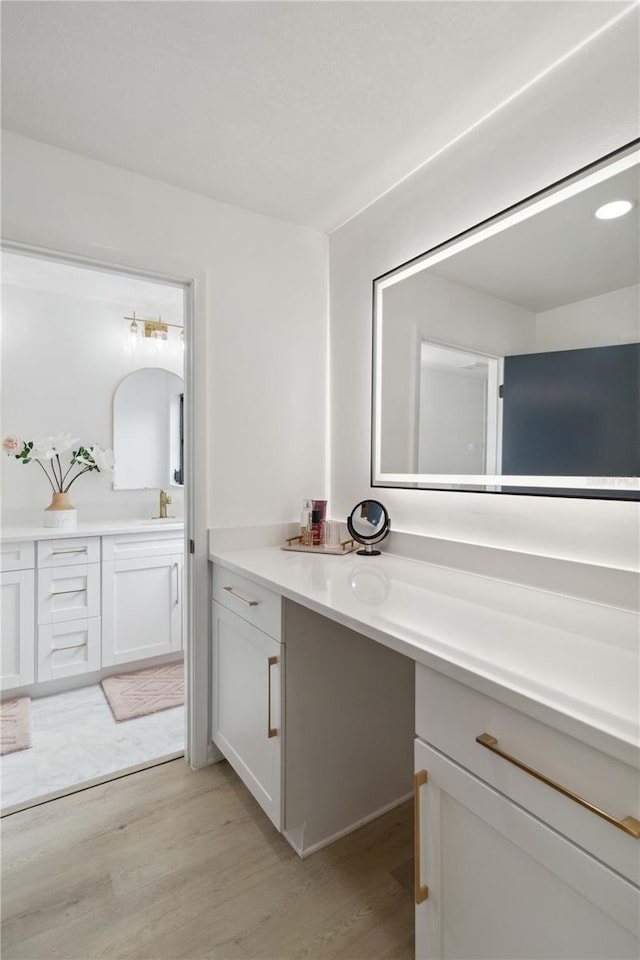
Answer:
[0, 239, 208, 768]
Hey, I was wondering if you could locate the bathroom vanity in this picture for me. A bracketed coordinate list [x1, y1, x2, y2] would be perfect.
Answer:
[1, 520, 184, 696]
[209, 540, 639, 960]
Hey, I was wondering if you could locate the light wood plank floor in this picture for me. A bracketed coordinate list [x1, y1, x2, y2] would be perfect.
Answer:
[1, 758, 414, 960]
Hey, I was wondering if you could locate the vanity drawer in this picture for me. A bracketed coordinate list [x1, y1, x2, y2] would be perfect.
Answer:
[37, 564, 101, 625]
[416, 664, 640, 885]
[102, 532, 184, 562]
[38, 537, 100, 568]
[212, 564, 281, 641]
[1, 540, 35, 572]
[37, 618, 101, 681]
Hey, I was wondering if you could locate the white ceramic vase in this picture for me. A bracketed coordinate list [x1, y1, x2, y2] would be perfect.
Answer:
[43, 492, 77, 529]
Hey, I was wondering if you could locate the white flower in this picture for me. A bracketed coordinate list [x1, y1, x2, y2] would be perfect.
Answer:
[2, 435, 25, 456]
[32, 434, 79, 460]
[76, 444, 115, 474]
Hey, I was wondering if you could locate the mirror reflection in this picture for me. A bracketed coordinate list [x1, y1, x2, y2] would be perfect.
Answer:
[373, 143, 640, 498]
[113, 368, 184, 490]
[347, 499, 391, 556]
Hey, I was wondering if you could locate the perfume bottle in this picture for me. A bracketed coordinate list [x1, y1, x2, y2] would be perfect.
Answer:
[300, 499, 313, 545]
[310, 499, 327, 545]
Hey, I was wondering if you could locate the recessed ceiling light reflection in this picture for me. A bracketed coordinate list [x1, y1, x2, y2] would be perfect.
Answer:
[594, 200, 634, 220]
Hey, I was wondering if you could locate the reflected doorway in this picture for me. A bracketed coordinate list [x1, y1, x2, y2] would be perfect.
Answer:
[417, 342, 501, 476]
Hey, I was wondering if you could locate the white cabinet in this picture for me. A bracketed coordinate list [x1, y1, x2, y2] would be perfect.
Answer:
[1, 568, 35, 690]
[102, 533, 183, 666]
[414, 738, 639, 960]
[211, 567, 283, 830]
[414, 664, 640, 960]
[36, 537, 101, 682]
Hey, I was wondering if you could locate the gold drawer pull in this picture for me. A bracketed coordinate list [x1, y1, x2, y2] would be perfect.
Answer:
[51, 548, 88, 556]
[51, 641, 88, 653]
[51, 587, 87, 596]
[267, 656, 278, 738]
[414, 769, 429, 904]
[222, 585, 258, 607]
[476, 733, 640, 838]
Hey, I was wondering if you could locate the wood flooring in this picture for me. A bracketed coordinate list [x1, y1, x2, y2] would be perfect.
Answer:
[1, 758, 414, 960]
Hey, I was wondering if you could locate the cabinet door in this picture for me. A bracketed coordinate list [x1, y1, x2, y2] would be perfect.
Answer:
[102, 554, 182, 666]
[212, 601, 283, 829]
[414, 738, 639, 960]
[1, 570, 35, 690]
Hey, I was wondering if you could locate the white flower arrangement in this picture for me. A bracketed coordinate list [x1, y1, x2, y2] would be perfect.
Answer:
[3, 433, 115, 493]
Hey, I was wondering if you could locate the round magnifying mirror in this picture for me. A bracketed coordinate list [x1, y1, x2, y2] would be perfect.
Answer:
[347, 499, 391, 556]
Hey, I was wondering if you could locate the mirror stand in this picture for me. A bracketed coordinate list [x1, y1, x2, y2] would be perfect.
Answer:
[357, 543, 382, 557]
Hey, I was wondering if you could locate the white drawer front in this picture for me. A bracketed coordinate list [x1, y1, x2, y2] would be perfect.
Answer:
[416, 665, 640, 885]
[37, 537, 100, 568]
[38, 564, 101, 625]
[1, 540, 35, 572]
[102, 532, 184, 562]
[212, 564, 281, 640]
[37, 618, 101, 681]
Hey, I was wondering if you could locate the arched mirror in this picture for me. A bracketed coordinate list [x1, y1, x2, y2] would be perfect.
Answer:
[113, 368, 184, 489]
[347, 499, 391, 556]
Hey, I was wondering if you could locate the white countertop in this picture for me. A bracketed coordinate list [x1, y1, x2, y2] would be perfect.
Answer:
[209, 545, 639, 767]
[1, 518, 184, 542]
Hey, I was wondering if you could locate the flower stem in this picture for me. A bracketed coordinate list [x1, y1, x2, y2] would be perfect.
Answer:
[35, 459, 57, 492]
[54, 454, 64, 491]
[64, 467, 91, 492]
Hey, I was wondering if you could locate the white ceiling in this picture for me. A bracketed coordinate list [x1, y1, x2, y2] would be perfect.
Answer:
[1, 1, 632, 232]
[431, 163, 640, 312]
[1, 251, 185, 324]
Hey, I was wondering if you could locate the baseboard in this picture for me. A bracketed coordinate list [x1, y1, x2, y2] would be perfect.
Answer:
[284, 790, 413, 859]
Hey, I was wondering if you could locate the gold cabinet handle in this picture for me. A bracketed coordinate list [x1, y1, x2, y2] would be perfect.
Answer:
[222, 585, 258, 607]
[414, 769, 429, 904]
[51, 641, 88, 653]
[476, 733, 640, 838]
[267, 656, 278, 738]
[173, 562, 180, 606]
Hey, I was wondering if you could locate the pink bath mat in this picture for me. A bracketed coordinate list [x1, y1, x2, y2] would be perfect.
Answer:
[101, 661, 184, 722]
[1, 697, 32, 755]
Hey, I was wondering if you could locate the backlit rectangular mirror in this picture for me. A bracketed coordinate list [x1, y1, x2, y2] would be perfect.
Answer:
[372, 141, 640, 499]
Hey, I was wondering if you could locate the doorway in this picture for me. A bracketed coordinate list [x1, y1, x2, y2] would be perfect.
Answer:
[417, 341, 501, 476]
[0, 246, 193, 813]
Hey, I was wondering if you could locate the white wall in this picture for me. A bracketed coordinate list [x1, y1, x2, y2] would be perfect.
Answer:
[329, 14, 639, 569]
[535, 284, 640, 352]
[1, 131, 328, 769]
[1, 282, 184, 520]
[419, 366, 486, 475]
[380, 269, 535, 472]
[1, 131, 328, 529]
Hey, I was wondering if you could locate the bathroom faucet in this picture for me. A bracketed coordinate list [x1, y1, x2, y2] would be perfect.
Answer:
[155, 489, 173, 519]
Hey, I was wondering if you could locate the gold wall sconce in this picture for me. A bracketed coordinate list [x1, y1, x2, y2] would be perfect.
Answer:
[125, 311, 184, 351]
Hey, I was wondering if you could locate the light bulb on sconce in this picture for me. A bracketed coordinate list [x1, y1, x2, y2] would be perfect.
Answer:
[124, 311, 182, 352]
[129, 312, 139, 349]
